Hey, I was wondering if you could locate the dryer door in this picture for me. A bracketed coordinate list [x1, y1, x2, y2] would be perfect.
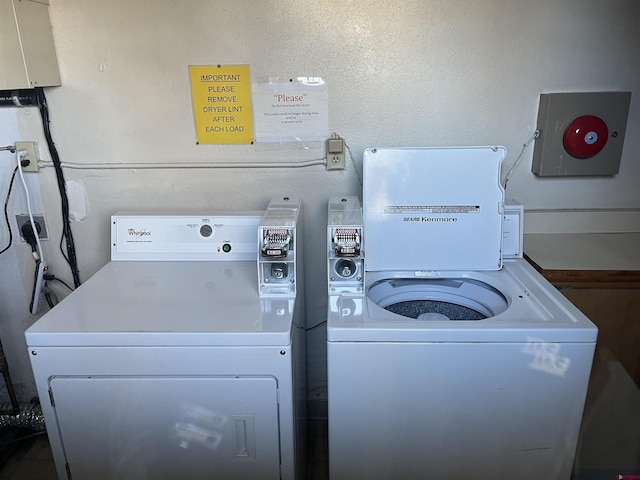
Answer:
[49, 375, 280, 479]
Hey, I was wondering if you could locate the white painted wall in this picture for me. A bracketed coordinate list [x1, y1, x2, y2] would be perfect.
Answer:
[1, 0, 639, 406]
[0, 107, 54, 404]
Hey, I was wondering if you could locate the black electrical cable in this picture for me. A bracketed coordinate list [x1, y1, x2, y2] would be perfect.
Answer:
[43, 273, 74, 292]
[44, 288, 56, 308]
[305, 320, 327, 332]
[0, 167, 18, 256]
[35, 88, 81, 288]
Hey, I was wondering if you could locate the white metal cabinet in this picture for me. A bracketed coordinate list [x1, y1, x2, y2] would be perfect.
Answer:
[26, 210, 306, 480]
[0, 0, 61, 89]
[328, 340, 595, 480]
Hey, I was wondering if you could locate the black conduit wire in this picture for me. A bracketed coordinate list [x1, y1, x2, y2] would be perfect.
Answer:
[35, 88, 81, 288]
[0, 167, 18, 256]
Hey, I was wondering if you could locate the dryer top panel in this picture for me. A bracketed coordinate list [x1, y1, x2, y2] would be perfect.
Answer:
[25, 260, 295, 347]
[363, 146, 506, 272]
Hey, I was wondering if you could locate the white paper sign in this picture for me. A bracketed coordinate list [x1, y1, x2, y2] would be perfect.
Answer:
[253, 77, 328, 142]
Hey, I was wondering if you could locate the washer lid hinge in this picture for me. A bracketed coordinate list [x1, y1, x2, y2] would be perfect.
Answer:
[48, 388, 55, 407]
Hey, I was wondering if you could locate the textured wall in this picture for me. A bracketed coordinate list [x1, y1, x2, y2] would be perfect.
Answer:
[1, 0, 639, 403]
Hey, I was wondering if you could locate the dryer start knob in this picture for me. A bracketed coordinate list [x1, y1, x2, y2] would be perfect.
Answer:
[200, 224, 213, 237]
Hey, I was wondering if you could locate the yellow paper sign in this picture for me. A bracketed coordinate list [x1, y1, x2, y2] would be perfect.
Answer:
[189, 65, 253, 144]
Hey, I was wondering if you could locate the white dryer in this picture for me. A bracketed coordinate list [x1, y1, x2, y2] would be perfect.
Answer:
[327, 147, 597, 480]
[26, 197, 305, 480]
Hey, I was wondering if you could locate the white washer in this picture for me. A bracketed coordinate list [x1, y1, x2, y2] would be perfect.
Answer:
[26, 198, 305, 480]
[327, 148, 597, 480]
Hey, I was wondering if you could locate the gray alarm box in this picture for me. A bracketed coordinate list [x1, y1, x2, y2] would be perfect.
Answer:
[531, 91, 631, 177]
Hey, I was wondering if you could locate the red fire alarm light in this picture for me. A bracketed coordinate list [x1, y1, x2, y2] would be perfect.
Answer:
[562, 115, 609, 159]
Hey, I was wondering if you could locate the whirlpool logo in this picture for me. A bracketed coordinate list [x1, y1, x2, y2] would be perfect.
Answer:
[128, 228, 152, 238]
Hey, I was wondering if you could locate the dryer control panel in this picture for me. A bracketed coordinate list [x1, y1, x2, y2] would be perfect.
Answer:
[111, 213, 263, 262]
[327, 196, 364, 294]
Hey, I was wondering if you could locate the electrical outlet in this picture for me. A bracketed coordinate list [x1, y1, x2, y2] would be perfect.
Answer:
[327, 151, 346, 170]
[15, 141, 39, 172]
[16, 214, 49, 241]
[326, 134, 346, 170]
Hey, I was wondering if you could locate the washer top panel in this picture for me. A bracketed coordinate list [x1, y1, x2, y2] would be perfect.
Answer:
[363, 146, 506, 272]
[25, 261, 295, 347]
[328, 259, 597, 343]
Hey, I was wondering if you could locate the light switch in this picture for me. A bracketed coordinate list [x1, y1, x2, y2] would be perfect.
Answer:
[531, 92, 631, 176]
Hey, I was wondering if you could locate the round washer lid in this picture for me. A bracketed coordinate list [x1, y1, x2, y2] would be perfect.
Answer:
[363, 146, 506, 272]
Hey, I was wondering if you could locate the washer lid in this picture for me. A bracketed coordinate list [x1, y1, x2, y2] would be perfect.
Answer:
[363, 146, 506, 272]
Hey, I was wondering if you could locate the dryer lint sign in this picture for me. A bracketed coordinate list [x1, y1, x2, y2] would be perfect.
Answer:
[189, 65, 254, 144]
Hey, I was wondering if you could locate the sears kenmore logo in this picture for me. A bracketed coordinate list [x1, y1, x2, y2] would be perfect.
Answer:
[128, 228, 151, 238]
[403, 217, 458, 223]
